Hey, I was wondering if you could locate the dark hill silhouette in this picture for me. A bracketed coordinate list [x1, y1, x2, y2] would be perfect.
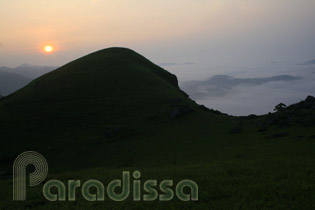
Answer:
[0, 47, 221, 171]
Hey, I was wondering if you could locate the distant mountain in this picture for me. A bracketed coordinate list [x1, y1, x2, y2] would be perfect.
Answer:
[0, 64, 57, 96]
[158, 62, 194, 67]
[0, 70, 32, 96]
[302, 59, 315, 65]
[0, 64, 57, 79]
[183, 74, 300, 99]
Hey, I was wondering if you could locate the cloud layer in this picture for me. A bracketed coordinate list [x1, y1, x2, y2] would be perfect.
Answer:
[180, 62, 315, 116]
[183, 75, 300, 99]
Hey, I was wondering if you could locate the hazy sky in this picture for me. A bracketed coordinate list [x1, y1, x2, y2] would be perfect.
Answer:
[1, 0, 315, 115]
[1, 0, 314, 67]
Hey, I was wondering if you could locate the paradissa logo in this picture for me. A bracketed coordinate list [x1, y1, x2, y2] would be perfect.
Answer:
[13, 151, 198, 202]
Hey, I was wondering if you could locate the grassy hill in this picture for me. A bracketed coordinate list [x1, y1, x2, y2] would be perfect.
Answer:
[0, 48, 315, 209]
[0, 47, 228, 170]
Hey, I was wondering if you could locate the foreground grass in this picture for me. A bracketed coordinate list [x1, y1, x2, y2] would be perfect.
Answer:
[1, 156, 315, 210]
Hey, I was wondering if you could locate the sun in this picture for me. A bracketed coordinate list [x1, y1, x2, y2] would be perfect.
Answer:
[44, 45, 54, 53]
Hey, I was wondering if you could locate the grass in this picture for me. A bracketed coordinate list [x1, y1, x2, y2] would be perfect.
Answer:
[1, 157, 315, 209]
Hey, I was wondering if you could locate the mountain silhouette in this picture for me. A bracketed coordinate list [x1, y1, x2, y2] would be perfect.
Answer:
[0, 64, 57, 79]
[0, 70, 31, 96]
[0, 47, 219, 171]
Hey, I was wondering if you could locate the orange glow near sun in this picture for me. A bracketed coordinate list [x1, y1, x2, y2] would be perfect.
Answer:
[44, 45, 54, 53]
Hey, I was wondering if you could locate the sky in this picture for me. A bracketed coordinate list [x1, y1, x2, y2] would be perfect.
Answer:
[1, 0, 315, 115]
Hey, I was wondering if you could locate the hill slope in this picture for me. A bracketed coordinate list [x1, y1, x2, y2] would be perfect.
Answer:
[0, 48, 228, 171]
